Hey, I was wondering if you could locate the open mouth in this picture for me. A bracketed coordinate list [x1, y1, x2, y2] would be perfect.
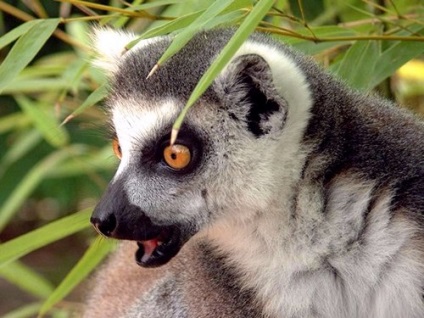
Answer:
[135, 226, 182, 268]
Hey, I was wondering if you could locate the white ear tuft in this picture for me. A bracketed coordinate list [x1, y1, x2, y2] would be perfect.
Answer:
[90, 27, 137, 74]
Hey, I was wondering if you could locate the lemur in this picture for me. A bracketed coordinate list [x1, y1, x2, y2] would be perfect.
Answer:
[85, 28, 424, 318]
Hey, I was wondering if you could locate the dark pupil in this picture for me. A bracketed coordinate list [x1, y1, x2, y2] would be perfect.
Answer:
[170, 153, 177, 160]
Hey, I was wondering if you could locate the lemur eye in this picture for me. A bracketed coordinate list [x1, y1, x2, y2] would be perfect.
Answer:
[163, 144, 191, 170]
[112, 138, 122, 160]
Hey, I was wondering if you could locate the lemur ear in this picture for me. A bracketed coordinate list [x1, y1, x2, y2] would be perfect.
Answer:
[216, 54, 288, 138]
[90, 27, 137, 74]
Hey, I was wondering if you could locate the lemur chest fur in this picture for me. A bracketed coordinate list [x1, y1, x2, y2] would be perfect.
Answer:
[208, 173, 424, 318]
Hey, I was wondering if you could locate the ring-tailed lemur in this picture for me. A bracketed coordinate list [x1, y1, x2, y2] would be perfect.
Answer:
[85, 28, 424, 318]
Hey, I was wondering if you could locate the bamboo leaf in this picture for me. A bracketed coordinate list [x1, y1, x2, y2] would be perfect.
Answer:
[289, 0, 324, 21]
[0, 18, 60, 93]
[136, 6, 245, 41]
[131, 0, 185, 10]
[0, 113, 31, 134]
[65, 19, 91, 54]
[0, 208, 92, 266]
[1, 78, 73, 94]
[0, 146, 84, 231]
[172, 0, 275, 142]
[56, 0, 133, 14]
[223, 0, 253, 13]
[16, 95, 69, 148]
[0, 20, 41, 50]
[62, 83, 108, 124]
[2, 303, 42, 318]
[13, 65, 67, 78]
[129, 0, 251, 45]
[369, 28, 424, 89]
[39, 237, 115, 316]
[61, 58, 89, 93]
[332, 40, 380, 91]
[203, 9, 247, 30]
[0, 129, 42, 178]
[131, 10, 202, 42]
[285, 26, 357, 55]
[47, 146, 116, 178]
[153, 0, 236, 69]
[0, 261, 54, 299]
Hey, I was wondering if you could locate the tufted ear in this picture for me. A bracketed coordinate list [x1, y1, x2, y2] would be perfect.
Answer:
[216, 54, 288, 138]
[90, 27, 138, 74]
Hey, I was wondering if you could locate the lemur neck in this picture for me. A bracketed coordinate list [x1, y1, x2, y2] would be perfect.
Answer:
[205, 195, 316, 317]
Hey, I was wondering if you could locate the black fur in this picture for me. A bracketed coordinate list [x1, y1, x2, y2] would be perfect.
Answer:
[302, 72, 424, 217]
[237, 57, 282, 137]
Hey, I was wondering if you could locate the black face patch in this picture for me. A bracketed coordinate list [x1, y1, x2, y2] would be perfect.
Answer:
[137, 123, 206, 179]
[91, 178, 161, 241]
[91, 173, 198, 268]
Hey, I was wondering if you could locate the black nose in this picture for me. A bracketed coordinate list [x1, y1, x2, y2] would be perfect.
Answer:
[91, 213, 117, 237]
[91, 199, 163, 241]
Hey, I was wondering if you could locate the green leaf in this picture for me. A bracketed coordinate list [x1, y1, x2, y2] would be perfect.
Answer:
[129, 0, 251, 45]
[0, 129, 42, 178]
[39, 237, 115, 316]
[62, 83, 108, 124]
[16, 95, 69, 148]
[0, 18, 60, 93]
[2, 302, 42, 318]
[332, 40, 380, 91]
[13, 64, 66, 78]
[172, 0, 275, 137]
[289, 0, 325, 21]
[133, 10, 202, 41]
[0, 208, 92, 266]
[285, 26, 357, 55]
[65, 20, 91, 55]
[61, 58, 89, 93]
[0, 261, 54, 299]
[228, 0, 253, 11]
[0, 112, 31, 134]
[1, 78, 73, 94]
[0, 20, 41, 50]
[131, 0, 185, 10]
[47, 146, 116, 178]
[0, 146, 84, 231]
[203, 9, 247, 30]
[153, 0, 236, 68]
[369, 28, 424, 89]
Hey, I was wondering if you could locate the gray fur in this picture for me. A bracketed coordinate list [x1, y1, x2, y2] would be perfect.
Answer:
[85, 28, 424, 317]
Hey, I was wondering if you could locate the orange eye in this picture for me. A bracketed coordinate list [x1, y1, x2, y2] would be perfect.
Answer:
[112, 138, 122, 159]
[163, 144, 191, 170]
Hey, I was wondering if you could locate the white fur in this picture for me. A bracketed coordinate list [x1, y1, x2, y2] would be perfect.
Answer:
[207, 40, 313, 226]
[111, 99, 177, 182]
[91, 27, 165, 74]
[208, 175, 423, 318]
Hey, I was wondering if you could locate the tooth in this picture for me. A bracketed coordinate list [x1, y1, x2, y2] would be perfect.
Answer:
[141, 253, 150, 263]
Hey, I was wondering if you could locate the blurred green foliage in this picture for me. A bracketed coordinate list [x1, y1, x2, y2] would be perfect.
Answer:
[0, 0, 423, 317]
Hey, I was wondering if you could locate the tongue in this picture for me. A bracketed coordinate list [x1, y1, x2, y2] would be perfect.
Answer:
[140, 239, 159, 263]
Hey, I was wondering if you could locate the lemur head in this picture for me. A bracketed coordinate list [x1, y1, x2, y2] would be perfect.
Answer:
[91, 28, 312, 267]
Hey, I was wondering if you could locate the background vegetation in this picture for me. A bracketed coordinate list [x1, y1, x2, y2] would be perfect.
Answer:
[0, 0, 423, 317]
